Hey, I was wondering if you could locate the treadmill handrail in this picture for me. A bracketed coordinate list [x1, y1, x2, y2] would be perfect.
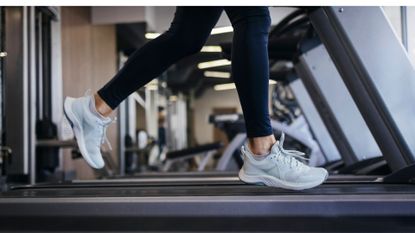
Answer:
[166, 142, 223, 160]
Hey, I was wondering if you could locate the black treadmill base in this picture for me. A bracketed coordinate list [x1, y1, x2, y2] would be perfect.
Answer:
[3, 183, 415, 198]
[2, 216, 415, 232]
[2, 182, 415, 232]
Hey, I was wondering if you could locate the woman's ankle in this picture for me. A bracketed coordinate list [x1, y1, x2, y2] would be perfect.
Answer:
[248, 134, 277, 156]
[94, 93, 113, 117]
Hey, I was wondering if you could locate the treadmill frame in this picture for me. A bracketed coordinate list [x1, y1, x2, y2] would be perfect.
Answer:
[309, 7, 415, 181]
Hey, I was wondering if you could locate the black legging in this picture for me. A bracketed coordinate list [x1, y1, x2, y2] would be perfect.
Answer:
[98, 7, 272, 138]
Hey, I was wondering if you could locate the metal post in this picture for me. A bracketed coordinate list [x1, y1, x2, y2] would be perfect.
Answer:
[400, 6, 408, 51]
[50, 7, 63, 170]
[28, 6, 37, 184]
[0, 7, 4, 147]
[4, 7, 30, 177]
[145, 88, 158, 139]
[127, 95, 136, 140]
[117, 101, 126, 176]
[37, 10, 43, 120]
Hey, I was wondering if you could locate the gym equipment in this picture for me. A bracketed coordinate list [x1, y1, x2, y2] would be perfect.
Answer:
[271, 74, 300, 124]
[255, 7, 392, 175]
[289, 79, 343, 169]
[0, 146, 11, 192]
[136, 129, 158, 169]
[36, 118, 60, 182]
[0, 7, 10, 192]
[107, 112, 314, 176]
[294, 37, 388, 175]
[121, 130, 223, 173]
[2, 6, 62, 184]
[162, 142, 223, 171]
[309, 6, 415, 182]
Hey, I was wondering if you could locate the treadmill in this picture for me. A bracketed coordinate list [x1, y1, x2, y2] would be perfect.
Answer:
[1, 7, 415, 232]
[294, 37, 387, 175]
[308, 6, 415, 182]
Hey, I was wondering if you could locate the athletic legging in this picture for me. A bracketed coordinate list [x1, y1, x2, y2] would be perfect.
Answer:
[98, 7, 272, 138]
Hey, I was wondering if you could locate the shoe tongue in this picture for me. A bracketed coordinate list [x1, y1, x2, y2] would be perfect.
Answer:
[271, 141, 281, 154]
[101, 117, 113, 125]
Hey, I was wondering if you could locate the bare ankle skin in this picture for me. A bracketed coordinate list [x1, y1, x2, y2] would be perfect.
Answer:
[94, 93, 113, 117]
[248, 134, 277, 156]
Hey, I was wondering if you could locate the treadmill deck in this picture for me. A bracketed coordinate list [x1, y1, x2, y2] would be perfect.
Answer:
[1, 178, 415, 232]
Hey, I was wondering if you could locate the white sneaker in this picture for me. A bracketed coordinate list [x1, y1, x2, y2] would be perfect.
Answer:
[239, 133, 328, 190]
[63, 91, 114, 169]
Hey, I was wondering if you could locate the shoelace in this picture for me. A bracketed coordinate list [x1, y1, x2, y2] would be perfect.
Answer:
[96, 117, 117, 150]
[274, 132, 309, 168]
[84, 89, 117, 151]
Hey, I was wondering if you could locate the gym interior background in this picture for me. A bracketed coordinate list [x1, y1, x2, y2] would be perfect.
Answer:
[1, 5, 415, 232]
[2, 6, 414, 180]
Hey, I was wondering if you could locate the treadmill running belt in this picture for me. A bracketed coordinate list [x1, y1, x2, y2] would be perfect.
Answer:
[2, 183, 415, 198]
[1, 183, 415, 232]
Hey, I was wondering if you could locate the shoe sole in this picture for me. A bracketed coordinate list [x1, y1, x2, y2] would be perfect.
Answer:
[238, 169, 328, 191]
[64, 97, 102, 169]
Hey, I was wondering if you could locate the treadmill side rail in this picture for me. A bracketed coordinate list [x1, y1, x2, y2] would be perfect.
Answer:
[309, 7, 415, 174]
[289, 79, 342, 163]
[297, 44, 382, 165]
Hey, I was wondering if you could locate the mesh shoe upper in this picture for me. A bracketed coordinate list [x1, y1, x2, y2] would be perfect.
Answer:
[241, 133, 328, 185]
[69, 93, 114, 169]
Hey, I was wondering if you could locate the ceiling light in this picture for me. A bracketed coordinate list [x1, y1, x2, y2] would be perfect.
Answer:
[169, 95, 178, 101]
[145, 80, 158, 90]
[200, 46, 222, 52]
[214, 80, 277, 91]
[146, 25, 232, 41]
[214, 83, 236, 91]
[145, 32, 161, 39]
[204, 71, 231, 79]
[198, 59, 231, 69]
[146, 80, 158, 85]
[211, 26, 233, 35]
[0, 52, 7, 57]
[146, 85, 158, 90]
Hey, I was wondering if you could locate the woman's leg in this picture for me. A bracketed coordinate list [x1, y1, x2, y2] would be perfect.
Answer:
[96, 7, 223, 116]
[224, 7, 275, 155]
[228, 8, 329, 190]
[64, 7, 223, 169]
